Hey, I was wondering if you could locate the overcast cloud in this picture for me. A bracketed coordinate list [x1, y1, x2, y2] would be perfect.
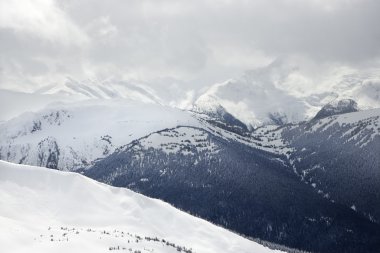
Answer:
[1, 0, 380, 92]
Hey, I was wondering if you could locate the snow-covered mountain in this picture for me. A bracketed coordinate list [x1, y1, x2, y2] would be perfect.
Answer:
[281, 108, 380, 222]
[83, 111, 380, 253]
[0, 160, 283, 253]
[193, 77, 308, 127]
[312, 99, 358, 120]
[193, 64, 380, 127]
[0, 100, 200, 170]
[246, 107, 380, 223]
[2, 70, 380, 253]
[5, 64, 380, 129]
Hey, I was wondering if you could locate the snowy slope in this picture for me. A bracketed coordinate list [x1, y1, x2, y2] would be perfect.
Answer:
[304, 108, 380, 147]
[0, 100, 200, 170]
[0, 160, 282, 253]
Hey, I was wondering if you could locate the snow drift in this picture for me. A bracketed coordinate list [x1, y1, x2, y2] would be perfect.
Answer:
[0, 160, 281, 253]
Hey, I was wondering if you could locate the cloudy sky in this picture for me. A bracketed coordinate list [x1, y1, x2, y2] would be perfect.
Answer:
[1, 0, 380, 93]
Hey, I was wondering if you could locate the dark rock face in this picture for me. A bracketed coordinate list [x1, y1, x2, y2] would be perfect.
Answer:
[192, 105, 250, 135]
[268, 112, 288, 125]
[38, 137, 60, 169]
[313, 99, 358, 120]
[84, 126, 380, 253]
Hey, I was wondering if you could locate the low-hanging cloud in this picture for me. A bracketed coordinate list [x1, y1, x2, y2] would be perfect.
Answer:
[1, 0, 380, 92]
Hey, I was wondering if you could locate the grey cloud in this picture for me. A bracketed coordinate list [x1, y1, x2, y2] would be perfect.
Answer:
[1, 0, 380, 91]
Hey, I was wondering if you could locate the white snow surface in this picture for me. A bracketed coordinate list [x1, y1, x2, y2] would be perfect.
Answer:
[309, 108, 380, 147]
[309, 108, 380, 133]
[0, 160, 282, 253]
[0, 99, 201, 170]
[334, 108, 380, 125]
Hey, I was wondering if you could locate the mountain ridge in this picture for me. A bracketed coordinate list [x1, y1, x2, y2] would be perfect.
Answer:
[1, 89, 380, 253]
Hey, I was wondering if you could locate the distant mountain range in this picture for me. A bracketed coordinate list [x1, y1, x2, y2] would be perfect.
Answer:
[1, 89, 380, 252]
[193, 66, 380, 127]
[3, 64, 379, 125]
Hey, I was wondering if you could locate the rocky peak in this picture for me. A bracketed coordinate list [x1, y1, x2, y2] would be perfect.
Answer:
[313, 99, 358, 120]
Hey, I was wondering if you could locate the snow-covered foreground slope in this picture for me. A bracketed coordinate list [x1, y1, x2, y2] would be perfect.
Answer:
[0, 161, 282, 253]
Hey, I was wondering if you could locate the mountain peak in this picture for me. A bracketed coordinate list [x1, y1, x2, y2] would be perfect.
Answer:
[313, 99, 358, 120]
[192, 95, 250, 134]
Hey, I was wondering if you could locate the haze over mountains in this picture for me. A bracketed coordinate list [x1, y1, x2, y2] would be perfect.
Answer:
[2, 0, 380, 252]
[2, 63, 380, 125]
